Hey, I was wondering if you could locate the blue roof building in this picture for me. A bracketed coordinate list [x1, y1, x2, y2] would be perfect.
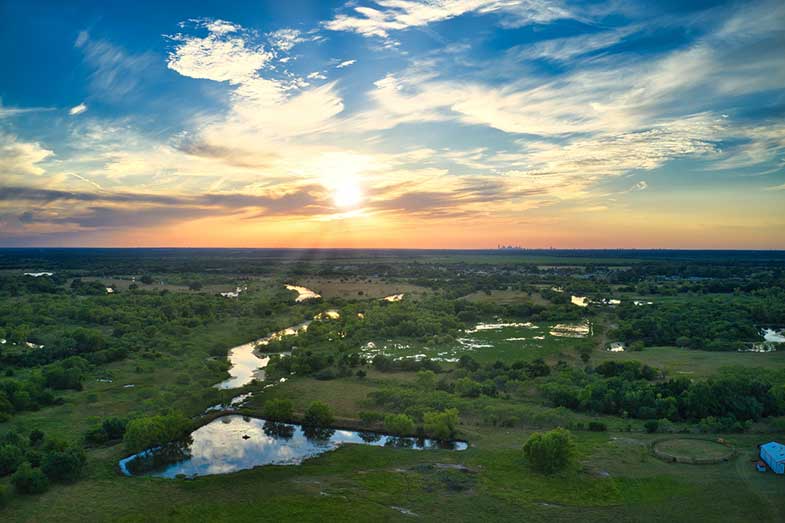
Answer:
[760, 442, 785, 475]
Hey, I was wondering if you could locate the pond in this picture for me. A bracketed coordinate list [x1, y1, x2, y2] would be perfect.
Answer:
[119, 415, 467, 478]
[285, 284, 321, 302]
[571, 295, 589, 307]
[762, 328, 785, 343]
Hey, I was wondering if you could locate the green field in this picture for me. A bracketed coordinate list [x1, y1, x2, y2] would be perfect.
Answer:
[2, 250, 785, 522]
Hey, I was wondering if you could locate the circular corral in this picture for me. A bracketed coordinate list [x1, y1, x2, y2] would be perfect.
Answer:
[652, 438, 735, 464]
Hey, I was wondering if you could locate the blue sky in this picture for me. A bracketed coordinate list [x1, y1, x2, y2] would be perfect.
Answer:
[0, 0, 784, 248]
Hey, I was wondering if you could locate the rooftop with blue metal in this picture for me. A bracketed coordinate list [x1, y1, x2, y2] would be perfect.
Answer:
[761, 442, 785, 462]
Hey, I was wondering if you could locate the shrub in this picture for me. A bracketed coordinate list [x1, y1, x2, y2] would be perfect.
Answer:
[359, 411, 383, 425]
[0, 444, 23, 476]
[423, 408, 459, 440]
[263, 399, 294, 421]
[522, 428, 576, 474]
[644, 420, 659, 433]
[29, 429, 45, 447]
[11, 462, 49, 495]
[588, 421, 607, 432]
[123, 412, 191, 453]
[384, 414, 416, 435]
[42, 446, 86, 483]
[302, 402, 334, 428]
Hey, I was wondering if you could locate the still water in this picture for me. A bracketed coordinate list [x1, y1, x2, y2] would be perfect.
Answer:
[120, 415, 467, 478]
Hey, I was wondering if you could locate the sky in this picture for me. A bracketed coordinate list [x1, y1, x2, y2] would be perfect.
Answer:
[0, 0, 784, 249]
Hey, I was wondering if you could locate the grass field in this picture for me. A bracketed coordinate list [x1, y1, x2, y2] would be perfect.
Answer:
[1, 420, 783, 522]
[3, 264, 785, 522]
[461, 290, 552, 306]
[594, 345, 785, 377]
[294, 277, 431, 300]
[654, 438, 734, 461]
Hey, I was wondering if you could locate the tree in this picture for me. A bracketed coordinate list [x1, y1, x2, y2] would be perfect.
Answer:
[415, 370, 437, 390]
[644, 420, 659, 433]
[123, 412, 191, 453]
[0, 444, 23, 476]
[42, 446, 86, 483]
[188, 281, 203, 291]
[263, 399, 293, 421]
[29, 429, 45, 447]
[140, 275, 154, 285]
[11, 462, 49, 495]
[302, 401, 333, 428]
[522, 428, 576, 474]
[423, 408, 459, 440]
[384, 414, 415, 435]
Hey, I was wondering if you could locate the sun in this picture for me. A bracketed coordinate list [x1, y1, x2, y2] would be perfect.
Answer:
[332, 180, 363, 209]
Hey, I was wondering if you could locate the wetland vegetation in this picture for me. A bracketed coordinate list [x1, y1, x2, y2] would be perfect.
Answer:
[1, 248, 784, 521]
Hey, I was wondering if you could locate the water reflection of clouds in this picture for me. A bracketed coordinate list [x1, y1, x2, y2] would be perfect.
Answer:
[125, 415, 466, 478]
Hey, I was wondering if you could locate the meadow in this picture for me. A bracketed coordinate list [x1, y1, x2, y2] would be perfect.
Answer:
[1, 249, 784, 522]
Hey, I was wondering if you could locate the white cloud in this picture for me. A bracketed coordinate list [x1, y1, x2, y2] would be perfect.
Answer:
[69, 103, 88, 116]
[0, 132, 54, 177]
[511, 26, 637, 62]
[335, 59, 356, 68]
[167, 21, 272, 83]
[324, 0, 570, 38]
[307, 71, 327, 80]
[268, 28, 305, 52]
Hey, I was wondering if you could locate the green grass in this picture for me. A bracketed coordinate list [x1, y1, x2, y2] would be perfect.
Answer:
[594, 345, 785, 377]
[654, 438, 734, 460]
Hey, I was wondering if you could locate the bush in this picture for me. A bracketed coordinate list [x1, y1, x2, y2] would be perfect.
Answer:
[263, 399, 294, 421]
[42, 446, 86, 483]
[302, 402, 334, 428]
[86, 417, 128, 445]
[384, 414, 416, 435]
[0, 444, 23, 476]
[423, 408, 459, 440]
[522, 428, 576, 474]
[644, 420, 659, 433]
[0, 484, 8, 507]
[359, 411, 384, 425]
[11, 462, 49, 495]
[29, 429, 45, 447]
[123, 412, 191, 453]
[588, 421, 607, 432]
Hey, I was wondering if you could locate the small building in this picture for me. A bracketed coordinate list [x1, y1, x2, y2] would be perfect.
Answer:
[760, 442, 785, 474]
[607, 342, 625, 352]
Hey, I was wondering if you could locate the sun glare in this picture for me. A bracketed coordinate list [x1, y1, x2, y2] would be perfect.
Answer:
[333, 180, 363, 208]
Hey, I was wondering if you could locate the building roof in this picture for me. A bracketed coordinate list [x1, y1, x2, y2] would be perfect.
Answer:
[761, 442, 785, 462]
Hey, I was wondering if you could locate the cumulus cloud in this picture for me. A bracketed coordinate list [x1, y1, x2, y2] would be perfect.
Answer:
[167, 20, 272, 83]
[0, 132, 54, 177]
[164, 19, 345, 166]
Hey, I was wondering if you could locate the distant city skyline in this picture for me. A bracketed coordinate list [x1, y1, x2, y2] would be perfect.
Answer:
[1, 0, 784, 248]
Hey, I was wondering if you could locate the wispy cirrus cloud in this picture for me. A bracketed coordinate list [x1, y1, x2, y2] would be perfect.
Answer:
[75, 31, 156, 100]
[324, 0, 571, 39]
